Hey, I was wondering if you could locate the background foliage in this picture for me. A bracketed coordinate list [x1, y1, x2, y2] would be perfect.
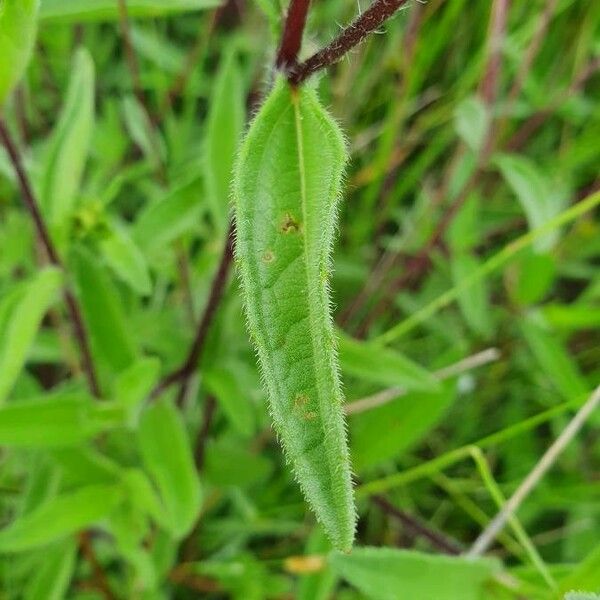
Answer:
[0, 0, 598, 598]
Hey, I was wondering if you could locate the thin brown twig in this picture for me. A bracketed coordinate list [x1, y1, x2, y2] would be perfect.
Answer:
[194, 395, 217, 470]
[116, 0, 167, 183]
[289, 0, 411, 85]
[0, 118, 101, 397]
[78, 532, 116, 600]
[150, 221, 236, 402]
[371, 494, 462, 554]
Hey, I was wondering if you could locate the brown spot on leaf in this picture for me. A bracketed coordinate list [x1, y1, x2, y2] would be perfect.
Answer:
[281, 213, 301, 234]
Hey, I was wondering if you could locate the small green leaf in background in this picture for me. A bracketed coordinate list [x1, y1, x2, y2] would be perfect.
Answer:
[0, 0, 39, 106]
[338, 333, 437, 391]
[114, 357, 161, 426]
[203, 365, 256, 437]
[495, 153, 569, 252]
[41, 48, 95, 230]
[351, 384, 457, 472]
[329, 547, 499, 600]
[0, 267, 62, 404]
[72, 246, 138, 375]
[133, 177, 203, 252]
[454, 95, 489, 153]
[451, 252, 493, 338]
[122, 95, 165, 171]
[138, 398, 202, 538]
[100, 219, 152, 296]
[23, 539, 77, 600]
[40, 0, 222, 22]
[205, 46, 245, 233]
[508, 249, 556, 305]
[520, 316, 588, 401]
[0, 393, 101, 447]
[0, 484, 123, 553]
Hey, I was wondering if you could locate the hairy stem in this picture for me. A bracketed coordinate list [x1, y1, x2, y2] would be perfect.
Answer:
[276, 0, 311, 72]
[289, 0, 411, 85]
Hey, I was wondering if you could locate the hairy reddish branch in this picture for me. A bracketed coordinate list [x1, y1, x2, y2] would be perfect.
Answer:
[289, 0, 411, 85]
[276, 0, 312, 71]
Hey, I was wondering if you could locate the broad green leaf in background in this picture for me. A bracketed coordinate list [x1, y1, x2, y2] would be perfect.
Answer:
[565, 594, 600, 600]
[0, 484, 123, 553]
[51, 446, 120, 486]
[351, 384, 457, 472]
[205, 46, 245, 233]
[130, 25, 186, 74]
[0, 0, 39, 106]
[138, 398, 202, 538]
[0, 267, 62, 404]
[24, 539, 77, 600]
[454, 95, 489, 153]
[133, 177, 203, 252]
[72, 246, 138, 375]
[338, 333, 437, 391]
[495, 153, 569, 252]
[40, 0, 222, 22]
[100, 220, 152, 296]
[329, 547, 500, 600]
[0, 393, 112, 447]
[520, 316, 588, 401]
[41, 48, 95, 229]
[233, 78, 355, 551]
[451, 252, 493, 338]
[203, 366, 255, 437]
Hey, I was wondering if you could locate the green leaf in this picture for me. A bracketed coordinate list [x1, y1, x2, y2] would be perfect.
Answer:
[114, 357, 161, 426]
[138, 398, 202, 538]
[495, 153, 568, 252]
[565, 594, 600, 600]
[451, 252, 493, 338]
[203, 365, 256, 437]
[454, 95, 489, 153]
[205, 46, 245, 233]
[509, 250, 556, 305]
[100, 219, 152, 296]
[72, 246, 138, 375]
[122, 95, 165, 170]
[0, 484, 123, 553]
[329, 547, 499, 600]
[0, 393, 107, 447]
[24, 539, 77, 600]
[133, 177, 203, 252]
[351, 385, 457, 472]
[233, 78, 355, 551]
[0, 0, 39, 106]
[0, 267, 62, 404]
[41, 48, 95, 229]
[40, 0, 222, 22]
[338, 333, 437, 391]
[520, 316, 588, 401]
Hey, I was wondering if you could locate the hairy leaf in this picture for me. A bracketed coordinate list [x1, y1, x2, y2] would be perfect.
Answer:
[233, 78, 355, 551]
